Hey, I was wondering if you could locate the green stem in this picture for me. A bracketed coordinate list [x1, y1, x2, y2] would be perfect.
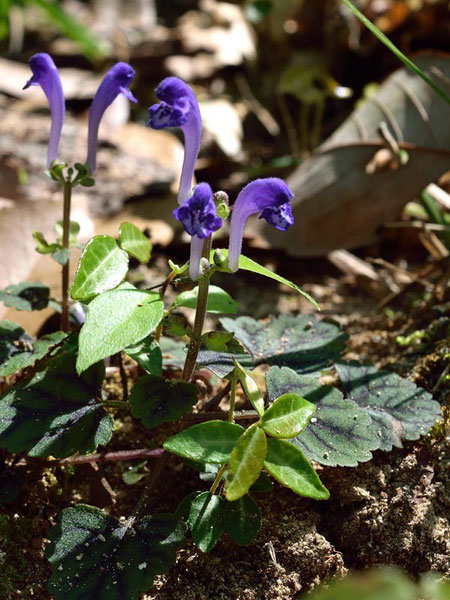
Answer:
[101, 400, 129, 409]
[342, 0, 450, 105]
[61, 181, 72, 332]
[181, 237, 213, 382]
[209, 463, 227, 496]
[154, 270, 177, 342]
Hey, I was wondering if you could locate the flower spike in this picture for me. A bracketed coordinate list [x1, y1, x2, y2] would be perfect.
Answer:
[228, 178, 294, 272]
[23, 53, 65, 166]
[173, 183, 223, 280]
[86, 62, 137, 173]
[147, 77, 202, 205]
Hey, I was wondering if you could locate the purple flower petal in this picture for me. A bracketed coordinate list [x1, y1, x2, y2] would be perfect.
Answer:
[86, 62, 137, 173]
[24, 53, 65, 166]
[228, 178, 294, 271]
[147, 77, 201, 205]
[173, 182, 222, 239]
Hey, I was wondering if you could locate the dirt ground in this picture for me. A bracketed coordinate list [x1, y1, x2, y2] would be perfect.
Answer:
[1, 247, 449, 600]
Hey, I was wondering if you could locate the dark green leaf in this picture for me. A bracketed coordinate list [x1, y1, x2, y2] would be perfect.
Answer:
[130, 375, 199, 428]
[70, 235, 129, 302]
[224, 495, 262, 545]
[0, 332, 66, 377]
[163, 421, 245, 464]
[0, 282, 50, 311]
[189, 492, 225, 552]
[122, 462, 147, 485]
[160, 337, 187, 370]
[196, 348, 252, 378]
[125, 338, 162, 375]
[266, 367, 379, 466]
[172, 285, 239, 314]
[264, 438, 329, 500]
[0, 337, 112, 458]
[175, 491, 203, 521]
[250, 471, 273, 493]
[336, 361, 442, 451]
[46, 505, 184, 600]
[225, 424, 267, 501]
[221, 315, 348, 375]
[0, 470, 24, 506]
[119, 222, 152, 264]
[0, 320, 31, 365]
[77, 283, 164, 373]
[261, 393, 316, 439]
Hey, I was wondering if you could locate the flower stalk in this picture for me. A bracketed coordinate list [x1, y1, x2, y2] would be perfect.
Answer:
[61, 180, 72, 332]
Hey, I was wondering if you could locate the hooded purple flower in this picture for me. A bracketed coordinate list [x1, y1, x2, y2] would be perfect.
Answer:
[174, 183, 223, 280]
[228, 178, 294, 272]
[147, 77, 201, 205]
[86, 62, 137, 173]
[23, 53, 65, 166]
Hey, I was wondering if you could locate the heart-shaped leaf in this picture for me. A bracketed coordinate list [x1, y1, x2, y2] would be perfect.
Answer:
[0, 282, 50, 311]
[224, 495, 262, 546]
[221, 315, 348, 375]
[70, 235, 129, 302]
[336, 361, 442, 451]
[77, 283, 164, 373]
[189, 492, 225, 552]
[261, 393, 316, 439]
[130, 375, 199, 428]
[172, 285, 239, 314]
[0, 337, 112, 458]
[266, 367, 379, 466]
[119, 222, 152, 264]
[46, 505, 184, 600]
[225, 424, 267, 501]
[163, 421, 244, 464]
[264, 438, 329, 500]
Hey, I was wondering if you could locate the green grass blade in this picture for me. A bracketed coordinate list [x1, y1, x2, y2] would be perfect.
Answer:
[342, 0, 450, 105]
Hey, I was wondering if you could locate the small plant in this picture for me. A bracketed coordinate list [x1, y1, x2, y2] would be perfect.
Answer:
[0, 55, 443, 600]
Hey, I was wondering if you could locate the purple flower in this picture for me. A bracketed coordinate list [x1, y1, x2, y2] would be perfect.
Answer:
[228, 178, 294, 272]
[147, 77, 201, 205]
[173, 183, 223, 280]
[86, 62, 137, 173]
[23, 53, 65, 166]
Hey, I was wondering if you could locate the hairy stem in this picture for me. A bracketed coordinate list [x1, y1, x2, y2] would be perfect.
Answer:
[182, 237, 212, 381]
[61, 181, 72, 332]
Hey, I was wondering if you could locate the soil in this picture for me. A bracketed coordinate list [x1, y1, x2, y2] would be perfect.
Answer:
[1, 248, 449, 600]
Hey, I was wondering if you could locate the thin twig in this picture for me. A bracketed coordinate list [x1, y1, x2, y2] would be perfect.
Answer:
[61, 448, 164, 465]
[118, 352, 129, 403]
[203, 381, 232, 412]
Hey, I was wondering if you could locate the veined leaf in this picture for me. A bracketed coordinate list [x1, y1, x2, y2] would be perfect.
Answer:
[0, 331, 66, 377]
[119, 222, 152, 264]
[70, 235, 129, 302]
[189, 492, 225, 553]
[163, 421, 244, 464]
[125, 337, 162, 375]
[0, 282, 49, 311]
[46, 505, 184, 600]
[261, 393, 315, 438]
[224, 495, 262, 546]
[264, 438, 329, 500]
[225, 424, 267, 502]
[77, 283, 164, 373]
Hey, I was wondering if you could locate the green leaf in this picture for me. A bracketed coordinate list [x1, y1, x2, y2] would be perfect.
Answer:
[336, 361, 442, 452]
[189, 492, 225, 552]
[196, 348, 253, 378]
[125, 337, 162, 375]
[33, 231, 59, 254]
[70, 235, 129, 302]
[264, 438, 329, 500]
[160, 337, 187, 370]
[0, 332, 66, 377]
[201, 331, 235, 352]
[175, 491, 203, 521]
[224, 495, 262, 545]
[0, 320, 31, 365]
[122, 461, 147, 485]
[250, 471, 273, 493]
[0, 337, 112, 458]
[30, 0, 107, 63]
[119, 222, 152, 264]
[51, 247, 71, 266]
[163, 421, 245, 464]
[77, 283, 164, 373]
[266, 367, 379, 467]
[261, 393, 315, 439]
[46, 505, 184, 600]
[221, 314, 348, 375]
[225, 424, 267, 502]
[130, 375, 199, 428]
[0, 282, 50, 311]
[213, 249, 319, 309]
[172, 285, 239, 314]
[55, 220, 80, 245]
[233, 360, 265, 417]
